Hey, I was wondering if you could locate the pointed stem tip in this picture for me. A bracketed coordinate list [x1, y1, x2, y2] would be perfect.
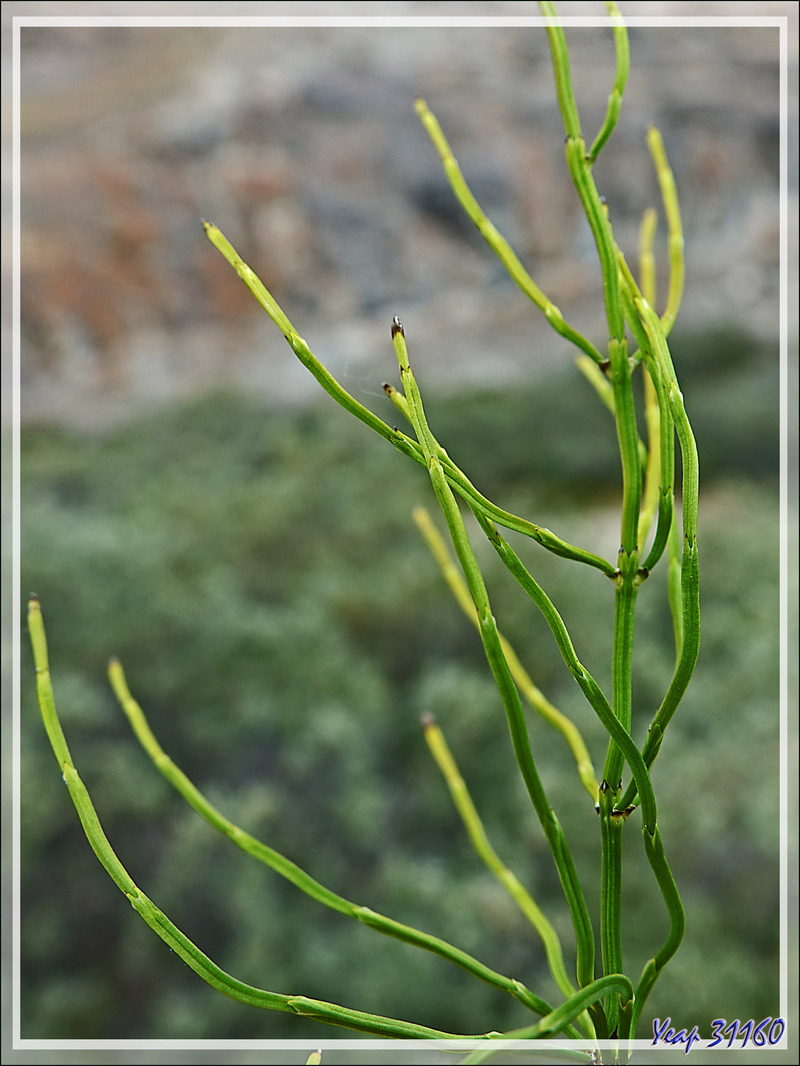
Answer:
[391, 315, 404, 338]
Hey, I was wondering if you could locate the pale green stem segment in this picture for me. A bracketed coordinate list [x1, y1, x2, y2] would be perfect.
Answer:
[637, 207, 663, 551]
[639, 206, 658, 308]
[646, 126, 684, 336]
[413, 505, 599, 801]
[305, 1052, 322, 1066]
[587, 2, 630, 164]
[414, 97, 605, 366]
[28, 597, 499, 1040]
[106, 656, 554, 1020]
[616, 245, 675, 574]
[422, 714, 582, 1016]
[391, 317, 597, 997]
[205, 221, 616, 579]
[667, 509, 684, 656]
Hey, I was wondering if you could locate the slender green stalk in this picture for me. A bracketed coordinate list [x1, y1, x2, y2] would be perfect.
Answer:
[414, 98, 604, 366]
[646, 126, 684, 335]
[667, 508, 684, 656]
[107, 657, 555, 1020]
[422, 714, 580, 1014]
[598, 787, 624, 1035]
[631, 823, 686, 1035]
[391, 317, 598, 999]
[636, 207, 663, 551]
[413, 506, 599, 801]
[540, 4, 582, 140]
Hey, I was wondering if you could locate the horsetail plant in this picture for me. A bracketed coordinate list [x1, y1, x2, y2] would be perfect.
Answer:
[28, 3, 700, 1060]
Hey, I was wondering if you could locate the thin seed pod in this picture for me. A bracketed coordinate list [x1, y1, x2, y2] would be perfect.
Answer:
[587, 2, 630, 164]
[107, 658, 553, 1019]
[422, 714, 584, 1017]
[413, 506, 600, 800]
[29, 598, 490, 1039]
[414, 97, 604, 366]
[392, 317, 598, 997]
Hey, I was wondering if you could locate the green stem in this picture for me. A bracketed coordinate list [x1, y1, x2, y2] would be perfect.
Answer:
[414, 97, 604, 365]
[630, 824, 686, 1036]
[598, 787, 624, 1036]
[106, 657, 554, 1019]
[392, 317, 597, 997]
[646, 126, 685, 335]
[422, 714, 587, 1033]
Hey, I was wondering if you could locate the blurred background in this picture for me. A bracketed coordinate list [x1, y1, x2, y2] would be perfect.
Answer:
[8, 1, 797, 1062]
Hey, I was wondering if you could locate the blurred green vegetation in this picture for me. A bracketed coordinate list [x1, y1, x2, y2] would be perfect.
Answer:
[21, 327, 780, 1042]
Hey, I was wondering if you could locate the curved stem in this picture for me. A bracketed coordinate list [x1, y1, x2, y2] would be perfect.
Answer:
[422, 714, 591, 1039]
[106, 657, 554, 1019]
[28, 598, 493, 1039]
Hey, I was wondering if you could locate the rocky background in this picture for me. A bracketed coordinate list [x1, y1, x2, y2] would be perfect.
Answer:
[11, 1, 796, 430]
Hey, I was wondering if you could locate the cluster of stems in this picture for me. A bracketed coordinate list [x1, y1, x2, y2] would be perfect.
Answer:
[29, 3, 699, 1060]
